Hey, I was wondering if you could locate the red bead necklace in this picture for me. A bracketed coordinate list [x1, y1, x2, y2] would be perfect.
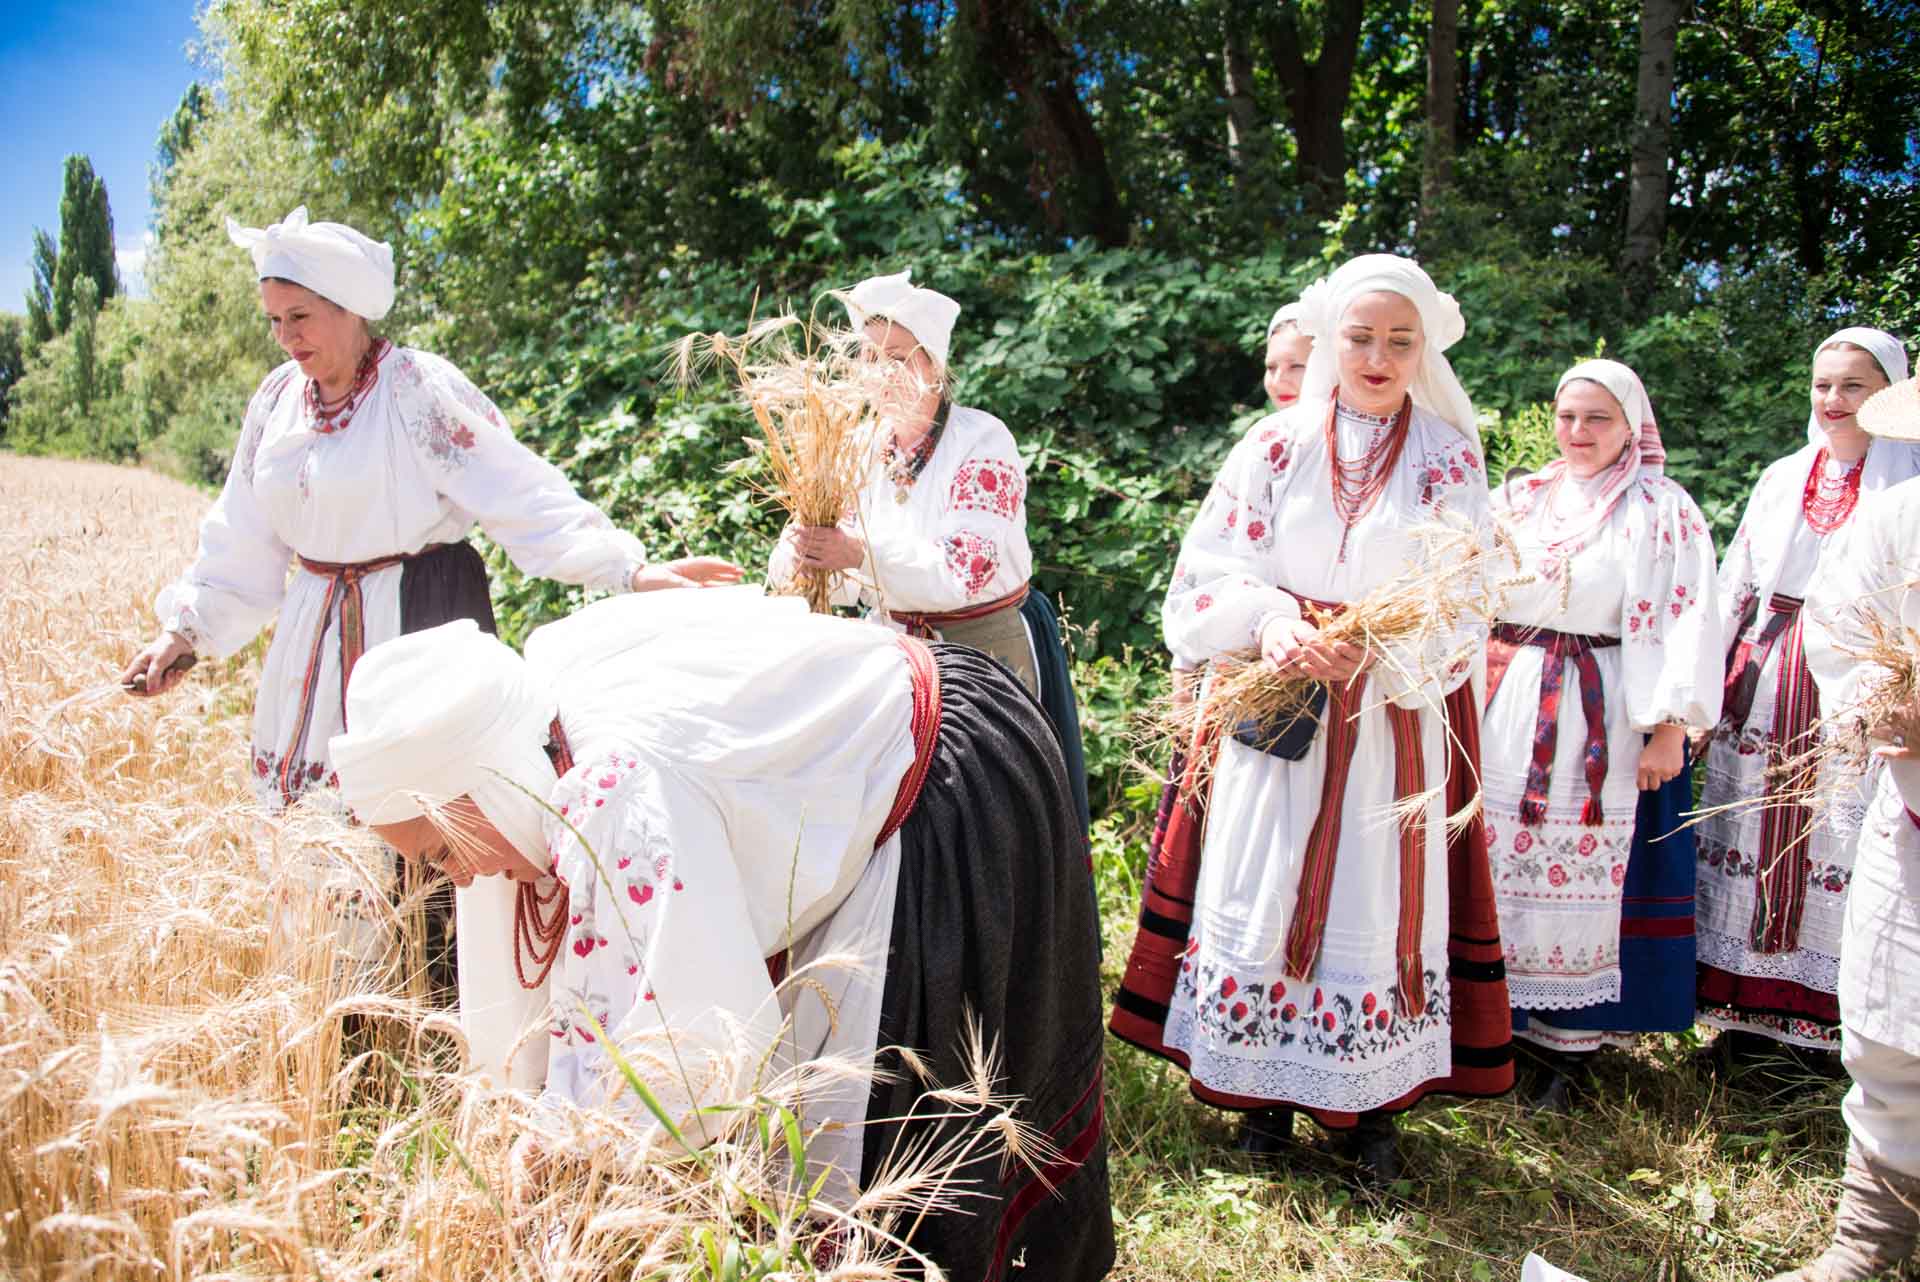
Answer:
[1325, 392, 1413, 562]
[305, 338, 390, 435]
[513, 716, 574, 990]
[1801, 447, 1865, 535]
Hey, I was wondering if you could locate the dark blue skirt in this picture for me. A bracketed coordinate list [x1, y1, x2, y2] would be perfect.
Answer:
[1020, 588, 1091, 836]
[1513, 747, 1696, 1042]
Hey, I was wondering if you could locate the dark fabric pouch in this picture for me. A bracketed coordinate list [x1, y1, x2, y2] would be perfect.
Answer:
[1231, 682, 1328, 760]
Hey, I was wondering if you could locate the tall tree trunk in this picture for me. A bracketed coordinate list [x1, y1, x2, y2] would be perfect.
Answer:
[964, 0, 1129, 247]
[1223, 12, 1258, 172]
[1260, 0, 1365, 216]
[1420, 0, 1461, 235]
[1622, 0, 1683, 309]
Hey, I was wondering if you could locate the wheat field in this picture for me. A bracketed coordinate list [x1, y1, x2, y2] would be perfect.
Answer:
[0, 455, 1857, 1281]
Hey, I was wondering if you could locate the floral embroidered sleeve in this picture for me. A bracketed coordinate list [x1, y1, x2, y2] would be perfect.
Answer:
[542, 750, 783, 1145]
[857, 441, 1032, 608]
[153, 366, 299, 658]
[1620, 480, 1724, 732]
[1371, 432, 1492, 710]
[1714, 502, 1761, 660]
[401, 351, 647, 593]
[1163, 417, 1303, 664]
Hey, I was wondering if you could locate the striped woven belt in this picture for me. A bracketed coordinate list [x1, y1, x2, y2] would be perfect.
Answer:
[1485, 621, 1621, 827]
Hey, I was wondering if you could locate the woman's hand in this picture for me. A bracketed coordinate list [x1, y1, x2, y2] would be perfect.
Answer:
[1170, 665, 1202, 709]
[1687, 725, 1715, 760]
[1637, 723, 1688, 790]
[790, 525, 865, 574]
[120, 631, 195, 698]
[1260, 617, 1367, 683]
[630, 556, 745, 593]
[1870, 693, 1920, 762]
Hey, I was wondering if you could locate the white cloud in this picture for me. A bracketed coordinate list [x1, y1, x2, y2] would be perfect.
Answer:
[116, 231, 156, 300]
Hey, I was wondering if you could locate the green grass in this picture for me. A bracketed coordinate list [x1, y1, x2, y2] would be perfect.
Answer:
[1089, 812, 1851, 1282]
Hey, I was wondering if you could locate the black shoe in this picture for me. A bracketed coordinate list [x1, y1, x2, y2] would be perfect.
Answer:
[1233, 1107, 1295, 1164]
[1530, 1068, 1576, 1115]
[1343, 1111, 1401, 1187]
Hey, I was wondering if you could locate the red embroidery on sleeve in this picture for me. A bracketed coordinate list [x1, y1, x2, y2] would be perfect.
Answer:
[942, 530, 1000, 598]
[951, 459, 1025, 520]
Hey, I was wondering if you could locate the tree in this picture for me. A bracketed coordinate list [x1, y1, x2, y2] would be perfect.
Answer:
[1259, 0, 1366, 215]
[1623, 0, 1681, 307]
[67, 279, 99, 415]
[1421, 0, 1461, 226]
[25, 228, 56, 346]
[152, 82, 209, 207]
[0, 315, 23, 434]
[51, 156, 116, 335]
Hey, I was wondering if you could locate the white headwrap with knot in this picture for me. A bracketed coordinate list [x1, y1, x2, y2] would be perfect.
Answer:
[329, 619, 557, 865]
[838, 269, 963, 372]
[1501, 358, 1666, 559]
[1294, 254, 1477, 447]
[1804, 326, 1911, 446]
[226, 205, 396, 322]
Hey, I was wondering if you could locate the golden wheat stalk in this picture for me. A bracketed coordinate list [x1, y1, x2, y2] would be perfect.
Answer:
[0, 456, 1045, 1281]
[672, 309, 902, 614]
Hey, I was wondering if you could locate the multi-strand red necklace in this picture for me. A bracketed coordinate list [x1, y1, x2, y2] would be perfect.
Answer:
[1801, 447, 1866, 535]
[512, 716, 574, 990]
[1325, 393, 1413, 563]
[305, 338, 390, 435]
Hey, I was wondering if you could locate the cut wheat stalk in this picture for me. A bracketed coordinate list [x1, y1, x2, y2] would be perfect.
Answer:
[672, 305, 907, 614]
[1145, 519, 1524, 831]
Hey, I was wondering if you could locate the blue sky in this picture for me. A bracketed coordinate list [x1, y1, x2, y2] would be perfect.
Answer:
[0, 0, 203, 315]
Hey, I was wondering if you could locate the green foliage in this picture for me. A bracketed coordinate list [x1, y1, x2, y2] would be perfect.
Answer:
[51, 155, 117, 335]
[7, 294, 144, 461]
[0, 316, 23, 434]
[25, 228, 56, 347]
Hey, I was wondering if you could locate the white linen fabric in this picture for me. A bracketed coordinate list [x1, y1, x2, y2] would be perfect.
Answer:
[1694, 433, 1920, 1045]
[1805, 480, 1920, 1075]
[1485, 463, 1721, 1013]
[1267, 301, 1304, 338]
[768, 405, 1033, 617]
[1802, 327, 1911, 447]
[325, 590, 915, 1178]
[837, 269, 963, 372]
[155, 346, 646, 811]
[1158, 401, 1489, 1111]
[226, 206, 396, 321]
[527, 592, 915, 1181]
[1293, 254, 1477, 447]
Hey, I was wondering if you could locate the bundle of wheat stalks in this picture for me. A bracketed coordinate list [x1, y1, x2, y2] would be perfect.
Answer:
[1822, 603, 1920, 769]
[0, 456, 1030, 1281]
[1157, 519, 1523, 789]
[674, 312, 902, 614]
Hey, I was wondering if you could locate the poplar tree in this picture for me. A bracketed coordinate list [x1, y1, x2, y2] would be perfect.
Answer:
[50, 155, 117, 335]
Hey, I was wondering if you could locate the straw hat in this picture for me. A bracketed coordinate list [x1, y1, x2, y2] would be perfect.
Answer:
[1860, 375, 1920, 441]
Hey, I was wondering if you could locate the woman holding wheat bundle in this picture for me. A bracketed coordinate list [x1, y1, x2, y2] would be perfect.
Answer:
[1109, 255, 1514, 1182]
[768, 270, 1089, 829]
[1483, 360, 1722, 1110]
[1693, 328, 1920, 1067]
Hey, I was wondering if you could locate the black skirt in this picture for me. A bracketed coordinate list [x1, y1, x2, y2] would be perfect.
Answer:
[861, 644, 1114, 1282]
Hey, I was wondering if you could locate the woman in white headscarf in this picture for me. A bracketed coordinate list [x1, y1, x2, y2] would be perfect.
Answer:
[1110, 255, 1513, 1182]
[123, 206, 739, 815]
[1484, 360, 1722, 1107]
[1264, 301, 1315, 412]
[1783, 374, 1920, 1282]
[767, 269, 1090, 832]
[1694, 327, 1920, 1065]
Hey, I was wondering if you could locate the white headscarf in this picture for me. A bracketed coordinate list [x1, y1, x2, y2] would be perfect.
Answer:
[1267, 301, 1305, 339]
[1804, 327, 1909, 445]
[227, 205, 396, 322]
[329, 620, 557, 863]
[1502, 359, 1666, 557]
[1294, 254, 1477, 447]
[838, 269, 963, 372]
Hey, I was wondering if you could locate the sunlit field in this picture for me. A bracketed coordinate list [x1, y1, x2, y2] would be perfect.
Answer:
[2, 455, 1849, 1280]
